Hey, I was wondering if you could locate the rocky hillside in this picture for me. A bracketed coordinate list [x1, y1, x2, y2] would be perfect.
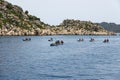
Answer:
[0, 0, 114, 35]
[0, 0, 50, 35]
[54, 19, 114, 35]
[99, 22, 120, 33]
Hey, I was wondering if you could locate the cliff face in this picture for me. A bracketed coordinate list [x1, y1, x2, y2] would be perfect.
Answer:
[0, 0, 114, 36]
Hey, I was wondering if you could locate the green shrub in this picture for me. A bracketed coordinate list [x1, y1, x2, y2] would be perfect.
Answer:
[0, 13, 3, 18]
[0, 24, 2, 29]
[6, 3, 13, 9]
[37, 24, 43, 29]
[3, 19, 7, 24]
[28, 15, 40, 21]
[25, 10, 28, 15]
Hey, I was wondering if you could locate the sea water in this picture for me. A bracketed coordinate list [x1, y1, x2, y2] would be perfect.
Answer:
[0, 35, 120, 80]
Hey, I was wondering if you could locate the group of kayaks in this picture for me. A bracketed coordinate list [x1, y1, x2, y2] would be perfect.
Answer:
[77, 38, 95, 42]
[22, 37, 109, 46]
[77, 38, 109, 43]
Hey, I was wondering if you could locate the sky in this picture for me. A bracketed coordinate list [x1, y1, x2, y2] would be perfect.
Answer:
[6, 0, 120, 25]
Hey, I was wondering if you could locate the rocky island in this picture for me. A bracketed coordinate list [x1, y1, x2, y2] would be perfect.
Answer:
[0, 0, 115, 36]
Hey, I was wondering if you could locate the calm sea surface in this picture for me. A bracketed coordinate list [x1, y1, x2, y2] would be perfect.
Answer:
[0, 35, 120, 80]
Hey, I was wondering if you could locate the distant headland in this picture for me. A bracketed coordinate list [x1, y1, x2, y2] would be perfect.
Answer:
[0, 0, 115, 36]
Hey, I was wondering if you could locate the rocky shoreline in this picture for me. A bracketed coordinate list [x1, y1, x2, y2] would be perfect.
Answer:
[0, 27, 115, 36]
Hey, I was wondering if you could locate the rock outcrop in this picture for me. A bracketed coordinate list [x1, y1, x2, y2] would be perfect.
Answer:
[0, 0, 115, 36]
[51, 19, 115, 35]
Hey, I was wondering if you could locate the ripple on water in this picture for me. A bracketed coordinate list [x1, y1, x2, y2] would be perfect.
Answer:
[37, 73, 72, 78]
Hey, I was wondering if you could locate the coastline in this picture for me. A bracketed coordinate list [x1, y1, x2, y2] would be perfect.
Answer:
[0, 26, 115, 36]
[0, 31, 116, 36]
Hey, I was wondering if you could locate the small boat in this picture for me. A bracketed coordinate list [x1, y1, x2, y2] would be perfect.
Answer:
[103, 39, 109, 43]
[50, 43, 58, 46]
[50, 40, 64, 46]
[48, 38, 53, 41]
[55, 40, 64, 45]
[61, 40, 64, 44]
[89, 38, 94, 42]
[22, 38, 31, 41]
[77, 38, 84, 42]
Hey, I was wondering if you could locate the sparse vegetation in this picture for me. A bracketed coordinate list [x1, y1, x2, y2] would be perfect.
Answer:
[59, 19, 105, 32]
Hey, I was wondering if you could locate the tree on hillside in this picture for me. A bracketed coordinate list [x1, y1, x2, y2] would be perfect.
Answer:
[25, 10, 29, 15]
